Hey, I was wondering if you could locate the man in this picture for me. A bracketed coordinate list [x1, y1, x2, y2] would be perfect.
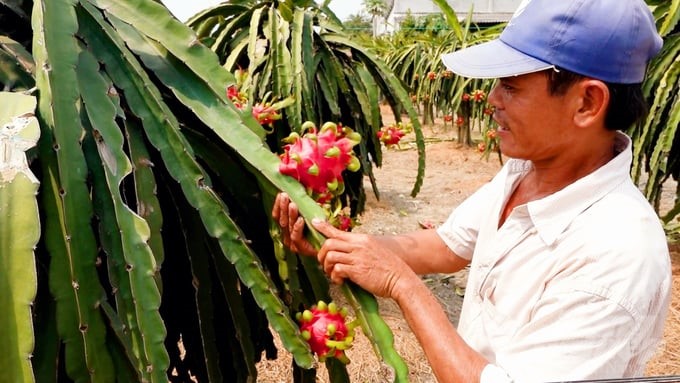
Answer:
[273, 0, 672, 381]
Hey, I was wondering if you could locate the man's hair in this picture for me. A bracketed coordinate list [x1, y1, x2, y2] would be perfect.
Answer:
[544, 68, 648, 131]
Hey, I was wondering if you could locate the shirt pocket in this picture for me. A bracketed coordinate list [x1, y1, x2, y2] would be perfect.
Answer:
[480, 292, 519, 350]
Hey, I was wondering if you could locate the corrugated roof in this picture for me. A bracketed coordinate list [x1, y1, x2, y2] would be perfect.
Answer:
[390, 0, 520, 22]
[392, 11, 513, 24]
[469, 12, 514, 23]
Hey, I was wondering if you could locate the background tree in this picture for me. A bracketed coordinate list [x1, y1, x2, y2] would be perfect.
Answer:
[362, 0, 388, 37]
[343, 13, 372, 39]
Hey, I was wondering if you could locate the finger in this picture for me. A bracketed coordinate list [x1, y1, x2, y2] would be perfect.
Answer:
[329, 264, 346, 285]
[277, 193, 290, 229]
[287, 201, 300, 230]
[321, 250, 337, 275]
[316, 239, 337, 267]
[290, 217, 306, 243]
[317, 244, 329, 267]
[321, 249, 354, 275]
[272, 193, 282, 220]
[291, 217, 318, 257]
[312, 218, 352, 240]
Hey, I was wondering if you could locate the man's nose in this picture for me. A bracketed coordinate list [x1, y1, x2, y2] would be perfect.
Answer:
[487, 83, 501, 109]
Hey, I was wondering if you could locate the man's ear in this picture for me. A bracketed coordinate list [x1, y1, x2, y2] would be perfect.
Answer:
[573, 79, 609, 128]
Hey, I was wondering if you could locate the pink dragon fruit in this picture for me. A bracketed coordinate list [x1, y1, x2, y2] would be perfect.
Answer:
[278, 122, 361, 204]
[251, 102, 281, 126]
[226, 85, 247, 110]
[377, 122, 408, 148]
[472, 89, 486, 102]
[226, 70, 291, 127]
[328, 205, 356, 231]
[296, 300, 355, 364]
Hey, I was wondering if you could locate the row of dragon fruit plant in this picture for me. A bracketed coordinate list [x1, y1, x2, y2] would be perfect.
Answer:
[375, 0, 504, 159]
[371, 0, 680, 223]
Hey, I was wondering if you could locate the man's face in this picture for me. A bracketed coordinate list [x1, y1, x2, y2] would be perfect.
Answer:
[488, 71, 578, 162]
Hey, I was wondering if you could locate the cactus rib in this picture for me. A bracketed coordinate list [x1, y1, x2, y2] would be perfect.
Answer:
[32, 1, 115, 381]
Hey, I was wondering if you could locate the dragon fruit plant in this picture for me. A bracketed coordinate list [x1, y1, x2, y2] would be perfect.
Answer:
[296, 300, 356, 364]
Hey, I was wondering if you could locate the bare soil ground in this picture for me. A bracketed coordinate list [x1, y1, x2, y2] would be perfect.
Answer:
[256, 110, 680, 382]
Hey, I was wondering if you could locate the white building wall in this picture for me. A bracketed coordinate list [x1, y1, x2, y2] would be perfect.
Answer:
[379, 0, 523, 34]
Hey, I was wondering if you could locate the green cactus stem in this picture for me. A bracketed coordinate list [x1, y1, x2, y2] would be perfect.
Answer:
[0, 92, 41, 383]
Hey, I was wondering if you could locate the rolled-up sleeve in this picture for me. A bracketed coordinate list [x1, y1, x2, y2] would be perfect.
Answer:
[436, 180, 497, 260]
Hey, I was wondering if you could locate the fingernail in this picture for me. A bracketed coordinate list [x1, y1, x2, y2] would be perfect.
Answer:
[312, 218, 322, 225]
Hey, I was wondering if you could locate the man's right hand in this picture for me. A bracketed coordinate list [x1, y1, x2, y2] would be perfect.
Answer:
[271, 193, 318, 257]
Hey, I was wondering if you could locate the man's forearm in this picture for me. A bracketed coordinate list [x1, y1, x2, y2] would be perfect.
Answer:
[393, 274, 487, 383]
[375, 230, 469, 275]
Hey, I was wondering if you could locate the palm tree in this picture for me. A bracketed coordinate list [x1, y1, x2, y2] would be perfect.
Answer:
[362, 0, 388, 37]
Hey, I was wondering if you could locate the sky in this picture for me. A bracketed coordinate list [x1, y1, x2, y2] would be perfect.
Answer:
[160, 0, 363, 22]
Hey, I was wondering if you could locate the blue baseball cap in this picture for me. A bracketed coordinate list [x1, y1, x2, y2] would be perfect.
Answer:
[441, 0, 663, 84]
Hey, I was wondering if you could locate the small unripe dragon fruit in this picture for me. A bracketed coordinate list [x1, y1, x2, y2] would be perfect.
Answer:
[278, 122, 361, 204]
[296, 300, 356, 364]
[377, 122, 411, 148]
[226, 85, 248, 110]
[226, 73, 291, 127]
[472, 89, 486, 102]
[251, 102, 281, 126]
[328, 205, 356, 231]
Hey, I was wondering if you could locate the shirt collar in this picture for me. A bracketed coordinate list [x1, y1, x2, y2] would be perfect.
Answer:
[515, 132, 633, 246]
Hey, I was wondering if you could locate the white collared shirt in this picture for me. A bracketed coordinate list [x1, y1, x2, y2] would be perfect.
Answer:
[437, 133, 671, 382]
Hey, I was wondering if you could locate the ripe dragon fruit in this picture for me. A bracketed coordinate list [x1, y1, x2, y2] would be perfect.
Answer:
[278, 122, 361, 204]
[296, 300, 356, 364]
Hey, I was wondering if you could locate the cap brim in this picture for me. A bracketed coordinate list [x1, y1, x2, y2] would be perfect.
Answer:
[441, 39, 553, 79]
